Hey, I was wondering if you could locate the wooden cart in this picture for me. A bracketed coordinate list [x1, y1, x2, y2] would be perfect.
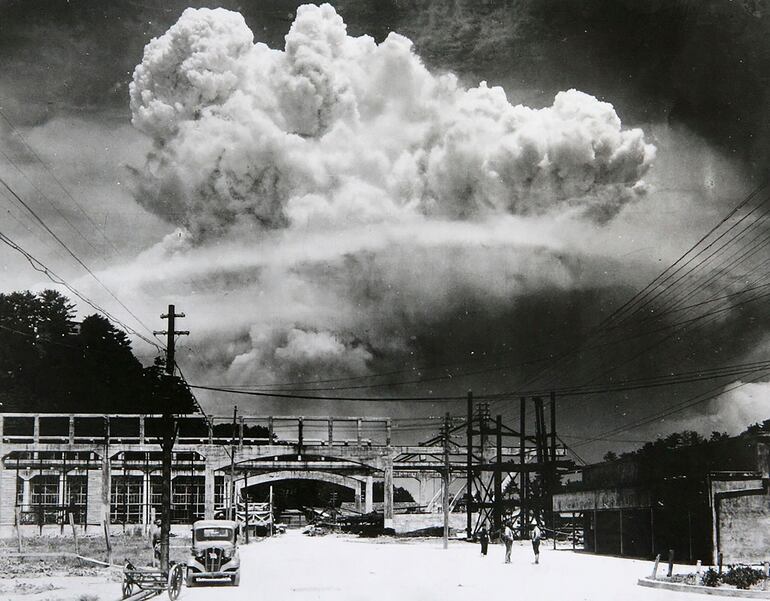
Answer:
[122, 561, 185, 600]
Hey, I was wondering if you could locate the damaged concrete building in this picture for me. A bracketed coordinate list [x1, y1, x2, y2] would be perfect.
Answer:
[554, 434, 770, 564]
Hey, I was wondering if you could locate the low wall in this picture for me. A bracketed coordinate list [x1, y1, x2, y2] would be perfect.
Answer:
[393, 512, 469, 534]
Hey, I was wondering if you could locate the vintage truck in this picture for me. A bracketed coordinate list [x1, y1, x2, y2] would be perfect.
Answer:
[186, 519, 241, 586]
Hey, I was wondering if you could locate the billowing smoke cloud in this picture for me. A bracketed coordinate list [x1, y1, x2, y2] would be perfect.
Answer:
[129, 4, 654, 239]
[126, 4, 655, 389]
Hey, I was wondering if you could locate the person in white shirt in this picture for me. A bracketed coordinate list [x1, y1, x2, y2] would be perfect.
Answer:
[502, 521, 514, 564]
[531, 524, 542, 564]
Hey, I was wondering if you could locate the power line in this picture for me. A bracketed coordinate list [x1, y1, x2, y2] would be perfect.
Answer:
[571, 368, 770, 450]
[0, 174, 158, 343]
[0, 230, 162, 351]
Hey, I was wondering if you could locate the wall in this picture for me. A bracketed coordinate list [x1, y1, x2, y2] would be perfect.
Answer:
[393, 512, 469, 534]
[713, 478, 770, 564]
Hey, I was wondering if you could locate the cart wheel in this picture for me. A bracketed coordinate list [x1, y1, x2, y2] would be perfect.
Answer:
[168, 563, 184, 600]
[122, 578, 133, 599]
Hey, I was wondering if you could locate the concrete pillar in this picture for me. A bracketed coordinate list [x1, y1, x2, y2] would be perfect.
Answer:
[204, 457, 216, 519]
[142, 472, 151, 525]
[383, 461, 394, 530]
[86, 465, 103, 526]
[417, 474, 430, 506]
[355, 481, 362, 512]
[365, 476, 373, 513]
[33, 416, 40, 443]
[57, 472, 66, 507]
[139, 416, 145, 445]
[0, 441, 15, 534]
[68, 416, 75, 444]
[22, 477, 31, 508]
[100, 452, 111, 525]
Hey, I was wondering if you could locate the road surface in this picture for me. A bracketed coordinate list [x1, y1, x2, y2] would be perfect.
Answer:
[180, 530, 700, 601]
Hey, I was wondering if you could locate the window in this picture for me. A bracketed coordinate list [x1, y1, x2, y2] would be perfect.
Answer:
[172, 476, 205, 524]
[195, 527, 234, 542]
[214, 476, 225, 510]
[30, 475, 60, 524]
[67, 476, 88, 524]
[111, 476, 143, 524]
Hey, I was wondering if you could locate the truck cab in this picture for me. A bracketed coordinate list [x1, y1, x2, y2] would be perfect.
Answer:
[186, 520, 241, 587]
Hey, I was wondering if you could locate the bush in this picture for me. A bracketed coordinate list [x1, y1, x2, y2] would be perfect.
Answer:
[702, 568, 720, 587]
[721, 566, 765, 590]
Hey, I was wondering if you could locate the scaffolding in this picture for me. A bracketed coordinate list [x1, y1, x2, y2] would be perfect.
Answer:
[465, 392, 574, 539]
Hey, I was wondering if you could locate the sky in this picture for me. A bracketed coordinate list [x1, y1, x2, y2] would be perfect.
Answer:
[0, 0, 769, 461]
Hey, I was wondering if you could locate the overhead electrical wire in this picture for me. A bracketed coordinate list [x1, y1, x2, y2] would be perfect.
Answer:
[0, 174, 159, 345]
[0, 230, 162, 351]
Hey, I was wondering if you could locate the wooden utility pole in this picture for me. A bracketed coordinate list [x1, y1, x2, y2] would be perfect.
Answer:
[443, 412, 450, 550]
[466, 391, 473, 539]
[229, 406, 238, 521]
[244, 472, 249, 544]
[153, 304, 188, 573]
[519, 397, 527, 539]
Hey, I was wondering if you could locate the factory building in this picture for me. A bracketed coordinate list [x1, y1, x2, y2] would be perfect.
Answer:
[554, 434, 770, 564]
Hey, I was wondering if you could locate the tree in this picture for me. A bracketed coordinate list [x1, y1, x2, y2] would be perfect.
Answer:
[602, 451, 618, 462]
[373, 481, 415, 503]
[0, 289, 197, 414]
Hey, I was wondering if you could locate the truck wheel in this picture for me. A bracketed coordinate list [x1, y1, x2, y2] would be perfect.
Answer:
[232, 573, 241, 586]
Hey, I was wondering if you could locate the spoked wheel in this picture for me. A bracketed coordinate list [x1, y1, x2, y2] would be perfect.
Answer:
[167, 564, 184, 600]
[121, 578, 134, 599]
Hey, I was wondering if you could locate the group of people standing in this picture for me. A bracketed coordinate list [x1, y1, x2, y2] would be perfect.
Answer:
[477, 522, 542, 564]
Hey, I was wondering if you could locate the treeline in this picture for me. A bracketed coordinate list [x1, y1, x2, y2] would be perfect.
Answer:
[602, 422, 770, 463]
[0, 289, 196, 413]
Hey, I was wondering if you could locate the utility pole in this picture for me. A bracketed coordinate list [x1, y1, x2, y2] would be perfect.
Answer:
[466, 391, 473, 540]
[443, 412, 450, 550]
[153, 304, 188, 573]
[229, 406, 238, 521]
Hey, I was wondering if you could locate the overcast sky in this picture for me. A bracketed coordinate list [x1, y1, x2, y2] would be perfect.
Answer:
[1, 0, 769, 460]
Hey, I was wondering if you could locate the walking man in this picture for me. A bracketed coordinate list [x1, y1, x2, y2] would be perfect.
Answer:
[502, 521, 514, 564]
[531, 523, 542, 564]
[479, 526, 489, 557]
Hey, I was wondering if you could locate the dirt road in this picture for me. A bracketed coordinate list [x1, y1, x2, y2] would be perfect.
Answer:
[181, 530, 692, 601]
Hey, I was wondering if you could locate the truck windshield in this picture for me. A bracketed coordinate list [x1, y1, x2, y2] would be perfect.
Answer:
[195, 527, 233, 541]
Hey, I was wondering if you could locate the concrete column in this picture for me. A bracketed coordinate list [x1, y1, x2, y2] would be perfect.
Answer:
[141, 472, 151, 525]
[204, 458, 216, 519]
[86, 465, 103, 526]
[22, 477, 31, 508]
[328, 419, 334, 445]
[139, 416, 145, 445]
[0, 442, 14, 533]
[365, 476, 373, 513]
[100, 452, 111, 525]
[383, 461, 394, 530]
[355, 481, 362, 512]
[68, 417, 75, 444]
[57, 472, 66, 507]
[417, 474, 430, 506]
[33, 415, 40, 443]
